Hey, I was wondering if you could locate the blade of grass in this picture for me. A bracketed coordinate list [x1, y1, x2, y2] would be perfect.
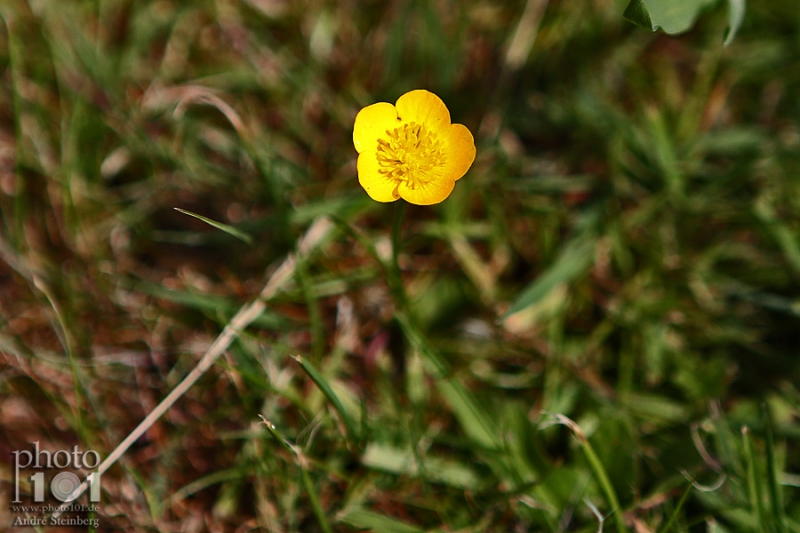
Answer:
[437, 378, 502, 451]
[2, 9, 28, 253]
[742, 426, 767, 532]
[753, 199, 800, 276]
[360, 443, 479, 489]
[581, 437, 625, 533]
[338, 509, 426, 533]
[293, 355, 360, 447]
[133, 281, 287, 329]
[300, 468, 332, 533]
[502, 236, 595, 319]
[647, 106, 683, 198]
[659, 477, 695, 533]
[168, 468, 243, 509]
[763, 403, 788, 533]
[174, 207, 253, 244]
[295, 259, 325, 361]
[30, 274, 89, 442]
[552, 414, 625, 533]
[260, 417, 334, 533]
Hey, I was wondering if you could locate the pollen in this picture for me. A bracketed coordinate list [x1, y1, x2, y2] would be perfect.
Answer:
[375, 122, 445, 190]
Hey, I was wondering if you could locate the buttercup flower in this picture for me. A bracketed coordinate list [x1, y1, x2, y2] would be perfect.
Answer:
[353, 90, 476, 205]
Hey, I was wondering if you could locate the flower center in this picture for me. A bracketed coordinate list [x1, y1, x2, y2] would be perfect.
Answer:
[375, 122, 445, 189]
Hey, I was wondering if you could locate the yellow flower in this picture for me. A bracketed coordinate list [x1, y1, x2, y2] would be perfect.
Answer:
[353, 90, 476, 205]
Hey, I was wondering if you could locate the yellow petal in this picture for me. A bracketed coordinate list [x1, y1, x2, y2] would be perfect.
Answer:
[439, 123, 476, 181]
[395, 90, 451, 133]
[353, 102, 400, 154]
[398, 177, 455, 206]
[357, 151, 401, 203]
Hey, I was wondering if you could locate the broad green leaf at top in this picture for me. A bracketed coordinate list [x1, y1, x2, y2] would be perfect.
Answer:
[623, 0, 745, 45]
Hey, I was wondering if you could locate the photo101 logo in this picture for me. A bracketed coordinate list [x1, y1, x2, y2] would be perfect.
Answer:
[11, 441, 101, 505]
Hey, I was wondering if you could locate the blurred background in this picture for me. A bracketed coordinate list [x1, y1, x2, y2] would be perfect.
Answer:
[1, 0, 799, 531]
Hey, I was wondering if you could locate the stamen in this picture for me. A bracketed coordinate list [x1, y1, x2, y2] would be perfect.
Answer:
[375, 122, 446, 190]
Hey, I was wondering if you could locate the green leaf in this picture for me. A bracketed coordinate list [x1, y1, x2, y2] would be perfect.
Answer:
[338, 509, 425, 533]
[438, 378, 502, 451]
[134, 282, 287, 329]
[625, 392, 689, 424]
[622, 0, 653, 31]
[763, 403, 788, 533]
[261, 420, 333, 533]
[623, 0, 717, 34]
[549, 414, 625, 533]
[293, 355, 361, 447]
[502, 237, 595, 319]
[174, 208, 253, 244]
[742, 426, 767, 528]
[724, 0, 746, 46]
[659, 478, 695, 533]
[361, 443, 480, 489]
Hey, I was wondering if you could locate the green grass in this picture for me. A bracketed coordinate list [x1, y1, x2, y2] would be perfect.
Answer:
[1, 0, 799, 531]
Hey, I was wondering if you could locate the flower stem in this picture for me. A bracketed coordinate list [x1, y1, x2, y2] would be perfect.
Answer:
[390, 202, 408, 307]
